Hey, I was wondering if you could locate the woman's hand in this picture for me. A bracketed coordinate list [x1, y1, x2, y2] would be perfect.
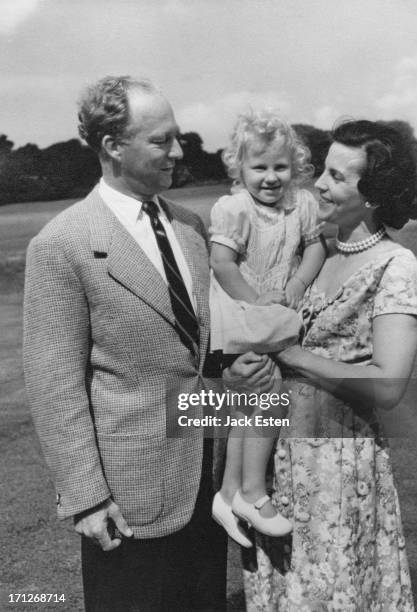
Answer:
[223, 352, 276, 394]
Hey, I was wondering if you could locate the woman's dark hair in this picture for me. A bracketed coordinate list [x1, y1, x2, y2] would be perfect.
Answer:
[332, 120, 417, 229]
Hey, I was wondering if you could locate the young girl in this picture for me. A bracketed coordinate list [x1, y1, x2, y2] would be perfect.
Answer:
[210, 109, 326, 547]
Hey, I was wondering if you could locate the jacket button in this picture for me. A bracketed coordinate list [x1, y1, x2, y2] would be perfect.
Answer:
[277, 449, 286, 459]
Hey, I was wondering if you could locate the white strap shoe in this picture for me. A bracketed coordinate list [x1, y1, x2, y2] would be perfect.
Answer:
[212, 492, 253, 548]
[232, 490, 292, 537]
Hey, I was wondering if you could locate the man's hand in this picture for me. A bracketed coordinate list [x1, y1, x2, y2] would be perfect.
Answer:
[223, 352, 276, 394]
[74, 498, 133, 551]
[255, 290, 287, 307]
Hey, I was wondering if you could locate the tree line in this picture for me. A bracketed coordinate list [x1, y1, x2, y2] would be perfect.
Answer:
[0, 121, 415, 205]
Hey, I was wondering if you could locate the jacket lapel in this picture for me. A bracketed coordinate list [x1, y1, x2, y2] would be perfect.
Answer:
[87, 189, 175, 326]
[86, 188, 210, 358]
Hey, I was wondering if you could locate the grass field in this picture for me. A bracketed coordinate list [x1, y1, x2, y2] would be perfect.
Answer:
[1, 183, 416, 611]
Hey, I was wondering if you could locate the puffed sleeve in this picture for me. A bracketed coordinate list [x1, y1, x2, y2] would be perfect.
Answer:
[297, 189, 322, 246]
[209, 192, 252, 254]
[373, 250, 417, 317]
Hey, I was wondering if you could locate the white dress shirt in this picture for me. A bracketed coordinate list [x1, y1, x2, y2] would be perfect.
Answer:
[98, 178, 197, 311]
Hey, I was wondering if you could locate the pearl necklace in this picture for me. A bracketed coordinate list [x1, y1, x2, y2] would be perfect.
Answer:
[335, 228, 386, 253]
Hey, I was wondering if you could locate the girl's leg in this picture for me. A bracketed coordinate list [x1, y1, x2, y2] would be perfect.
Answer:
[218, 429, 243, 504]
[240, 433, 277, 518]
[239, 368, 289, 521]
[232, 420, 292, 536]
[213, 412, 253, 547]
[217, 353, 247, 503]
[232, 411, 292, 535]
[236, 370, 291, 534]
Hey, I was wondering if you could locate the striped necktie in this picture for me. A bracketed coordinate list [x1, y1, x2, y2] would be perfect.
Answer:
[142, 200, 199, 357]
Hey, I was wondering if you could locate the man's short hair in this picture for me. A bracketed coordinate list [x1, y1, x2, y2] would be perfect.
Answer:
[77, 76, 158, 153]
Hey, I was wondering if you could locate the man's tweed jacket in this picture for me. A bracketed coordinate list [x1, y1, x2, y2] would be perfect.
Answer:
[23, 187, 213, 538]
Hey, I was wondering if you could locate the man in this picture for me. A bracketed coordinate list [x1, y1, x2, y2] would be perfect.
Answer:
[23, 76, 227, 611]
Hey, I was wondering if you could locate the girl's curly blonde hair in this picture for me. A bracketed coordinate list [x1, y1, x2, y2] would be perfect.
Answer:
[222, 108, 313, 184]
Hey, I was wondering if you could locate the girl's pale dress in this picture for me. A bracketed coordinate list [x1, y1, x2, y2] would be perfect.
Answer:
[209, 188, 320, 354]
[243, 247, 417, 611]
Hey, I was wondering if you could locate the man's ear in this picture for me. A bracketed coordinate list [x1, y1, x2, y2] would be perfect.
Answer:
[101, 135, 123, 162]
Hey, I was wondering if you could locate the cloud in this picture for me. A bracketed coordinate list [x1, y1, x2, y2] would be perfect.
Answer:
[375, 56, 417, 131]
[176, 91, 291, 151]
[312, 106, 344, 131]
[0, 0, 41, 34]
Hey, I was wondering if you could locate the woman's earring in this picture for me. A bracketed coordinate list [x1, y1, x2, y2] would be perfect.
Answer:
[364, 201, 372, 208]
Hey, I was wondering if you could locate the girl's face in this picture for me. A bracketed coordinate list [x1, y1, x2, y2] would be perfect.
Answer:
[240, 137, 292, 207]
[314, 142, 367, 227]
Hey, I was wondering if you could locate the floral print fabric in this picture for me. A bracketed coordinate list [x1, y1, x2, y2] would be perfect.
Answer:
[243, 248, 417, 611]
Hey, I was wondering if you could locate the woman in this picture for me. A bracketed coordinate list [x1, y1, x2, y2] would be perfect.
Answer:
[226, 120, 417, 611]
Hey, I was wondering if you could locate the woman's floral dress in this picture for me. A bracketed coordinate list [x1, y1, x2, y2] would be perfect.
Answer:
[243, 247, 417, 611]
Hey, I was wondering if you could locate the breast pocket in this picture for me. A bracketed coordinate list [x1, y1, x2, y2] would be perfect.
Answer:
[98, 434, 164, 526]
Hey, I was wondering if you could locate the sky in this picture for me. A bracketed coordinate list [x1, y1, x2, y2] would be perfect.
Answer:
[1, 0, 417, 152]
